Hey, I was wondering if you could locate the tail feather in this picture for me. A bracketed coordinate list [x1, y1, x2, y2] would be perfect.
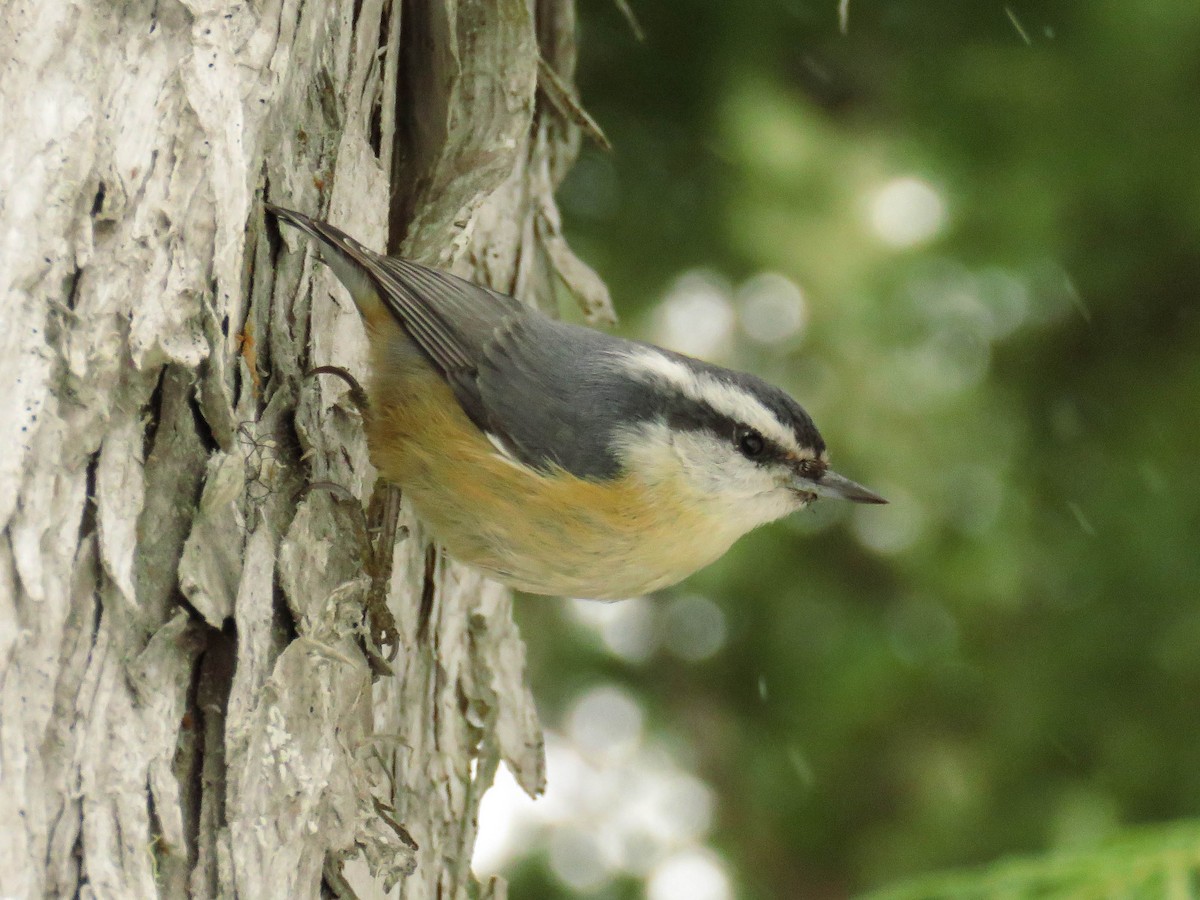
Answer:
[264, 203, 524, 416]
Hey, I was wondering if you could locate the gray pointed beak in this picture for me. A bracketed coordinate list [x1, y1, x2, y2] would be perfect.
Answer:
[794, 469, 888, 504]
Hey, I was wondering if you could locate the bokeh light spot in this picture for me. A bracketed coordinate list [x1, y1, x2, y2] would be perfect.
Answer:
[662, 595, 727, 662]
[473, 737, 723, 887]
[472, 762, 534, 876]
[568, 684, 644, 763]
[653, 270, 736, 359]
[570, 596, 658, 663]
[549, 827, 612, 892]
[647, 849, 732, 900]
[852, 486, 926, 555]
[737, 272, 808, 344]
[869, 176, 947, 248]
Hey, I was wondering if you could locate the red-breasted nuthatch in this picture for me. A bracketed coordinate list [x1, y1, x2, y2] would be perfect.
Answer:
[267, 204, 885, 600]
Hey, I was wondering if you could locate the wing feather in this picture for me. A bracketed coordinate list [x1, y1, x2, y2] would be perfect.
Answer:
[267, 204, 631, 478]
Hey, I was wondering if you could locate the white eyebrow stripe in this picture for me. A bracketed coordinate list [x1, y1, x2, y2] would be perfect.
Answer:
[619, 350, 800, 452]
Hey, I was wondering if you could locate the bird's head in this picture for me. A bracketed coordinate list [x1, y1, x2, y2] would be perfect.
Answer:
[611, 349, 885, 534]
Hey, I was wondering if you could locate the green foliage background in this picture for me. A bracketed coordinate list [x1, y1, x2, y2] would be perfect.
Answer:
[509, 1, 1200, 896]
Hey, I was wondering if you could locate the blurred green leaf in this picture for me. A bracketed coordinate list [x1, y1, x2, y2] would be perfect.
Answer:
[505, 2, 1200, 897]
[863, 821, 1200, 900]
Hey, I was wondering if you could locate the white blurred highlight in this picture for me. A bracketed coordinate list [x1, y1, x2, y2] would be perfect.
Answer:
[662, 595, 727, 662]
[654, 270, 736, 359]
[568, 684, 643, 763]
[852, 485, 926, 555]
[648, 849, 733, 900]
[737, 272, 808, 344]
[569, 594, 728, 665]
[549, 828, 610, 891]
[473, 713, 720, 890]
[869, 176, 947, 248]
[569, 596, 658, 663]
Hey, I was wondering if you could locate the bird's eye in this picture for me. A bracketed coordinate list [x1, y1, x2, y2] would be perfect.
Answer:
[736, 428, 766, 459]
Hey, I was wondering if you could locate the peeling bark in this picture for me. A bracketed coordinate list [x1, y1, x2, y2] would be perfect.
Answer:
[0, 0, 606, 896]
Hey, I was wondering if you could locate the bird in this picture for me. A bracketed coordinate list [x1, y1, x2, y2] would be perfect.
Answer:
[266, 204, 885, 600]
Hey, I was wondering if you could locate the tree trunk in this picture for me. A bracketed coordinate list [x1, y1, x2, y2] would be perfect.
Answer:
[0, 0, 609, 896]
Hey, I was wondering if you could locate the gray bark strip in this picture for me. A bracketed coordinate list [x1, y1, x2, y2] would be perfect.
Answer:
[0, 0, 603, 896]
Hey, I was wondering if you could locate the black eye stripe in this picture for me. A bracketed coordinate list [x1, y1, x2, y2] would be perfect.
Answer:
[663, 399, 791, 462]
[634, 348, 827, 457]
